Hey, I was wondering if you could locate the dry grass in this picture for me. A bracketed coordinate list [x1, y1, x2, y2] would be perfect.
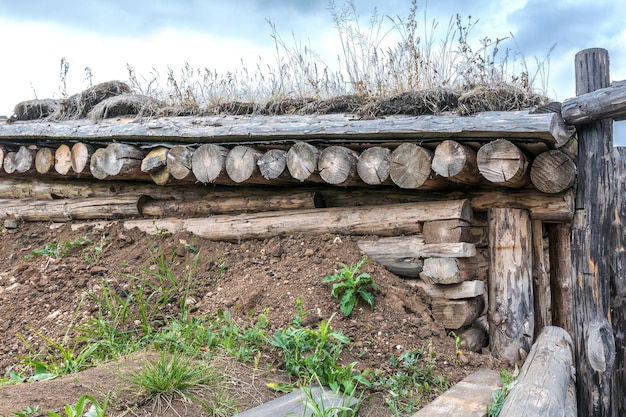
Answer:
[11, 0, 554, 121]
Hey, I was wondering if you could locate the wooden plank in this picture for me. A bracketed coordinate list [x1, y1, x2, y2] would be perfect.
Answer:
[125, 202, 473, 242]
[488, 207, 534, 362]
[0, 110, 569, 144]
[412, 369, 501, 417]
[546, 223, 574, 335]
[407, 280, 484, 299]
[562, 79, 626, 123]
[570, 48, 616, 417]
[236, 384, 358, 417]
[500, 326, 576, 417]
[612, 146, 626, 415]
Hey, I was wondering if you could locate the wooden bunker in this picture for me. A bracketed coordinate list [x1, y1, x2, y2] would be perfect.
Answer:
[1, 48, 625, 417]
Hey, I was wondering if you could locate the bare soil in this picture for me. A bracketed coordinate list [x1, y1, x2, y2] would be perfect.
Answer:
[0, 221, 505, 416]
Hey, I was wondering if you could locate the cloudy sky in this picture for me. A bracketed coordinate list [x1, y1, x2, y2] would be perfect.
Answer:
[1, 0, 625, 143]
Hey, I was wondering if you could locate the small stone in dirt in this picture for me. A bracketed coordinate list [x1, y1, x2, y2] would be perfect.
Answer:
[90, 266, 108, 276]
[304, 248, 315, 256]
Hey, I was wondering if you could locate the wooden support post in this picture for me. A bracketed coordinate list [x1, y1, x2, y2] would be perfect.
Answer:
[531, 220, 551, 336]
[571, 48, 616, 417]
[488, 207, 534, 362]
[612, 146, 626, 415]
[546, 223, 574, 336]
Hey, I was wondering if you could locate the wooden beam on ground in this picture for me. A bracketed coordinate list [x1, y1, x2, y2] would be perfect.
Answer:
[412, 370, 501, 417]
[236, 384, 358, 417]
[562, 79, 626, 123]
[570, 48, 616, 417]
[499, 326, 577, 417]
[0, 110, 570, 145]
[125, 201, 472, 241]
[0, 197, 141, 221]
[488, 207, 534, 362]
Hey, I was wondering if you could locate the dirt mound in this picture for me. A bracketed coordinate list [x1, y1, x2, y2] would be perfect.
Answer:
[0, 221, 505, 415]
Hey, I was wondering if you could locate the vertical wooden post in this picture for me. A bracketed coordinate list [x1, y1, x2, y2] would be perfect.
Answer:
[612, 147, 626, 415]
[531, 220, 550, 335]
[488, 207, 534, 362]
[546, 223, 574, 335]
[571, 47, 616, 417]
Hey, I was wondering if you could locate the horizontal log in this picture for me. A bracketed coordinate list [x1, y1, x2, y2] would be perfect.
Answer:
[138, 191, 317, 216]
[390, 143, 447, 189]
[499, 326, 576, 417]
[477, 139, 530, 188]
[0, 111, 569, 145]
[423, 219, 472, 244]
[356, 146, 391, 185]
[318, 145, 359, 185]
[0, 197, 141, 222]
[530, 150, 576, 194]
[561, 79, 626, 123]
[408, 280, 485, 299]
[432, 140, 482, 184]
[420, 255, 487, 284]
[258, 149, 288, 180]
[431, 297, 484, 329]
[226, 145, 263, 183]
[124, 202, 469, 241]
[166, 145, 194, 180]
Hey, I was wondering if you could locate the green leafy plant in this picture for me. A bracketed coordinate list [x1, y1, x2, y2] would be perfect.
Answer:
[26, 235, 93, 260]
[322, 257, 378, 316]
[486, 366, 519, 417]
[11, 405, 40, 417]
[371, 347, 449, 415]
[298, 377, 361, 417]
[45, 394, 107, 417]
[271, 312, 369, 394]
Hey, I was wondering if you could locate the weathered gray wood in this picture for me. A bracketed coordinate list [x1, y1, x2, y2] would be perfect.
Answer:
[408, 280, 484, 299]
[12, 146, 36, 174]
[358, 236, 424, 277]
[477, 139, 530, 188]
[89, 148, 108, 179]
[54, 144, 73, 175]
[0, 146, 5, 171]
[562, 79, 626, 124]
[532, 220, 551, 336]
[225, 145, 263, 183]
[102, 143, 145, 177]
[612, 146, 626, 415]
[412, 370, 501, 417]
[390, 143, 447, 189]
[166, 145, 194, 180]
[488, 207, 534, 362]
[258, 149, 288, 180]
[571, 48, 616, 417]
[191, 143, 228, 184]
[35, 147, 55, 174]
[423, 219, 471, 244]
[431, 297, 484, 329]
[0, 111, 569, 144]
[141, 147, 169, 174]
[71, 143, 94, 174]
[546, 223, 574, 335]
[530, 150, 576, 194]
[236, 384, 358, 417]
[0, 197, 141, 221]
[432, 140, 482, 184]
[455, 325, 489, 353]
[356, 146, 391, 185]
[126, 202, 456, 241]
[287, 142, 320, 181]
[500, 326, 576, 417]
[420, 255, 487, 284]
[318, 145, 359, 185]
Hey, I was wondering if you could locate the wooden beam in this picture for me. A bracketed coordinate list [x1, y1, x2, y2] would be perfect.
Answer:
[431, 297, 484, 329]
[0, 110, 570, 145]
[570, 48, 616, 417]
[0, 197, 141, 221]
[125, 202, 472, 242]
[612, 146, 626, 415]
[531, 220, 551, 336]
[488, 207, 534, 362]
[546, 223, 574, 336]
[530, 150, 577, 194]
[562, 79, 626, 124]
[499, 326, 576, 417]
